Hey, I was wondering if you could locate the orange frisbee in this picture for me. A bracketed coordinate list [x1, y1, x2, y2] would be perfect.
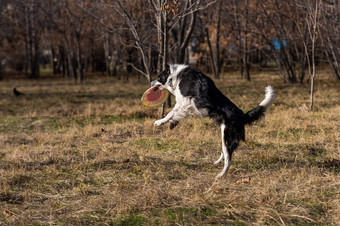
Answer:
[141, 85, 170, 108]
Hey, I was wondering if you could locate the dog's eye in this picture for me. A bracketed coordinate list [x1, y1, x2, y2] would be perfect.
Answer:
[168, 78, 172, 84]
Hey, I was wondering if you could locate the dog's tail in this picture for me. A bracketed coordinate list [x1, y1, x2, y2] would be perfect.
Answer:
[244, 86, 275, 125]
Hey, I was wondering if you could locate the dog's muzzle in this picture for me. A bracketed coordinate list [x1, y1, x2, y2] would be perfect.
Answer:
[150, 80, 164, 90]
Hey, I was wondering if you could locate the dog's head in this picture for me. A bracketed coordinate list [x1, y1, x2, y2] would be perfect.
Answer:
[150, 64, 170, 88]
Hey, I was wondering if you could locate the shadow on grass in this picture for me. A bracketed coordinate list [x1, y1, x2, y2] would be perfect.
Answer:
[11, 91, 141, 102]
[244, 155, 340, 173]
[316, 159, 340, 173]
[0, 159, 56, 171]
[0, 113, 151, 133]
[90, 156, 211, 172]
[240, 141, 339, 173]
[0, 193, 24, 204]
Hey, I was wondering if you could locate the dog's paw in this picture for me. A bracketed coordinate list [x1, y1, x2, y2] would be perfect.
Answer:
[169, 121, 179, 130]
[214, 153, 223, 165]
[154, 120, 164, 127]
[214, 159, 221, 165]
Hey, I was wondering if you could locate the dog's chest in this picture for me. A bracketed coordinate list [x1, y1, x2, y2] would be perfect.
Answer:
[173, 87, 209, 118]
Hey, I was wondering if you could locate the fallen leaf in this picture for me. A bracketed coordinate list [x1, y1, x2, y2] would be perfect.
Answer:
[235, 177, 251, 184]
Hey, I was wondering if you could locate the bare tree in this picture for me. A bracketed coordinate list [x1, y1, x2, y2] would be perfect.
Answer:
[240, 0, 298, 83]
[1, 0, 338, 91]
[147, 0, 170, 73]
[8, 0, 45, 78]
[203, 0, 222, 79]
[319, 0, 340, 81]
[169, 0, 202, 64]
[103, 0, 153, 82]
[305, 0, 321, 110]
[65, 0, 86, 82]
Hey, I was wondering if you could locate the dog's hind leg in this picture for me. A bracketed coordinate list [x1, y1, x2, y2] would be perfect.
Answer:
[215, 123, 231, 179]
[214, 151, 223, 165]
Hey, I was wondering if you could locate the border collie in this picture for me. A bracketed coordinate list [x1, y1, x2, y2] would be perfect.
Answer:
[151, 64, 275, 179]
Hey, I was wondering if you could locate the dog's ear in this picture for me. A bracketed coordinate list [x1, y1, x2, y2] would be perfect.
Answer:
[164, 64, 170, 73]
[157, 64, 170, 84]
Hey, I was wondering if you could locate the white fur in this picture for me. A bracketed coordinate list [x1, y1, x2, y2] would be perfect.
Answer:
[153, 65, 274, 179]
[169, 64, 188, 77]
[214, 151, 223, 165]
[259, 86, 275, 109]
[153, 64, 208, 127]
[165, 64, 188, 94]
[215, 123, 231, 179]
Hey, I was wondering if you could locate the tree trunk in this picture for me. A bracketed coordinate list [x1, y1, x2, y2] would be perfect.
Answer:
[91, 40, 95, 73]
[104, 32, 112, 76]
[0, 62, 3, 80]
[59, 45, 66, 76]
[76, 34, 85, 82]
[326, 36, 340, 80]
[160, 2, 170, 116]
[163, 9, 172, 108]
[310, 74, 315, 111]
[84, 38, 91, 73]
[243, 38, 251, 81]
[214, 0, 222, 79]
[157, 8, 164, 74]
[24, 28, 29, 76]
[64, 38, 76, 79]
[51, 47, 57, 75]
[30, 37, 40, 78]
[205, 28, 218, 79]
[174, 0, 199, 64]
[243, 0, 250, 81]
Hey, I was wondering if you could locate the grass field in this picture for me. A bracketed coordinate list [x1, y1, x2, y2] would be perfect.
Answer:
[0, 70, 339, 225]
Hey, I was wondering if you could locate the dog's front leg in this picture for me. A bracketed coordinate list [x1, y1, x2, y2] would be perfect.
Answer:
[154, 103, 180, 127]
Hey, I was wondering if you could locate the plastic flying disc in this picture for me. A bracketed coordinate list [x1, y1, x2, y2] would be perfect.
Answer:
[141, 85, 169, 108]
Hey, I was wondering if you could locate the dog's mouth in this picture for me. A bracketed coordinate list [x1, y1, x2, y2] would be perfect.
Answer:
[150, 80, 164, 91]
[153, 84, 164, 92]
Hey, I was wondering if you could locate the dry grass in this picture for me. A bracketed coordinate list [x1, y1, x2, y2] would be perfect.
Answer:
[0, 70, 339, 225]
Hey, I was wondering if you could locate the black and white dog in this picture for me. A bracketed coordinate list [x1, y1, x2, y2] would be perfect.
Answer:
[151, 64, 275, 179]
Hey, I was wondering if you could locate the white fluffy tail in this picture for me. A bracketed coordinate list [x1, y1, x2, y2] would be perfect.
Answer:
[259, 86, 275, 109]
[244, 86, 275, 125]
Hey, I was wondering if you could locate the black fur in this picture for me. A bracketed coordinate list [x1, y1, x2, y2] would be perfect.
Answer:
[176, 67, 248, 157]
[153, 64, 274, 177]
[157, 65, 270, 161]
[157, 64, 170, 85]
